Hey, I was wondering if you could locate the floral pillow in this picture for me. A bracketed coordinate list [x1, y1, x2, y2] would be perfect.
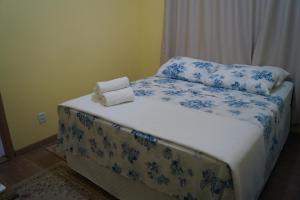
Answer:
[203, 64, 290, 96]
[262, 66, 290, 87]
[156, 57, 220, 83]
[156, 57, 289, 96]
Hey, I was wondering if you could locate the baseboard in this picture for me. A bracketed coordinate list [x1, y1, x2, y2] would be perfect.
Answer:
[15, 134, 57, 156]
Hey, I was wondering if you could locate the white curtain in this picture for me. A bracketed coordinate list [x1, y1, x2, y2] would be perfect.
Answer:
[252, 0, 300, 124]
[162, 0, 300, 124]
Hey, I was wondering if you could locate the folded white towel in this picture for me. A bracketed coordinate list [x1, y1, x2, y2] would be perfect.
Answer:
[95, 77, 129, 94]
[99, 87, 135, 106]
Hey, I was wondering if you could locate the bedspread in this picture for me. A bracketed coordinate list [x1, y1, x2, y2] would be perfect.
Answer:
[57, 107, 234, 200]
[131, 76, 287, 169]
[57, 76, 291, 200]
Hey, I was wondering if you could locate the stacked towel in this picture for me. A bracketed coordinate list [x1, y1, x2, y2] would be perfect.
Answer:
[95, 77, 130, 94]
[94, 77, 134, 106]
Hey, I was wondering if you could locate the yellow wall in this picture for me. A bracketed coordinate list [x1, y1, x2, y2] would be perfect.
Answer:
[139, 0, 165, 77]
[0, 0, 164, 150]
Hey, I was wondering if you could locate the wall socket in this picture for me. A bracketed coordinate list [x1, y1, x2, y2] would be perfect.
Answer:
[37, 112, 47, 124]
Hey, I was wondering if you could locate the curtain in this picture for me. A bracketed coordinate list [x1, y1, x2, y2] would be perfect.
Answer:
[252, 0, 300, 124]
[162, 0, 300, 124]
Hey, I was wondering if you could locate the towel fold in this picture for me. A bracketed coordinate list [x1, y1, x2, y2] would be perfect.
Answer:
[95, 77, 129, 94]
[98, 87, 135, 106]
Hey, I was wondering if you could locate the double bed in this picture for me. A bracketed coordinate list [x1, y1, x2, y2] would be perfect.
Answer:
[56, 58, 293, 200]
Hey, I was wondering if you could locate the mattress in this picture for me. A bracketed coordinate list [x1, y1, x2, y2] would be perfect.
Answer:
[57, 77, 293, 200]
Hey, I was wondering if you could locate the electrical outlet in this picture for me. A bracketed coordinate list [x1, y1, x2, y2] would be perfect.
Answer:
[37, 112, 47, 124]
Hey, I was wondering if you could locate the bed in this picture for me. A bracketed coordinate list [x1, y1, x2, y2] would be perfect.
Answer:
[56, 58, 293, 200]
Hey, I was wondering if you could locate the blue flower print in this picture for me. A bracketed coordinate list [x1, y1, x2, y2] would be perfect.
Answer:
[242, 92, 254, 97]
[163, 148, 172, 160]
[103, 136, 112, 150]
[185, 83, 194, 88]
[112, 123, 121, 129]
[122, 143, 140, 163]
[264, 96, 284, 112]
[271, 136, 278, 151]
[134, 90, 154, 96]
[193, 73, 202, 80]
[193, 61, 214, 72]
[188, 89, 203, 97]
[157, 175, 170, 185]
[209, 74, 224, 80]
[112, 163, 122, 174]
[138, 80, 152, 88]
[133, 130, 157, 150]
[89, 138, 97, 152]
[162, 63, 187, 80]
[229, 110, 241, 115]
[225, 99, 250, 108]
[200, 169, 232, 196]
[180, 100, 213, 110]
[76, 112, 95, 129]
[250, 100, 269, 107]
[203, 86, 227, 93]
[161, 97, 171, 101]
[163, 90, 185, 96]
[146, 161, 159, 179]
[230, 82, 246, 91]
[179, 178, 187, 187]
[170, 160, 184, 176]
[97, 126, 103, 136]
[187, 169, 194, 177]
[154, 78, 177, 84]
[59, 121, 66, 134]
[183, 193, 197, 200]
[251, 70, 274, 82]
[71, 125, 84, 142]
[128, 169, 139, 180]
[96, 149, 104, 158]
[213, 79, 223, 88]
[254, 83, 266, 95]
[231, 71, 245, 78]
[255, 114, 273, 140]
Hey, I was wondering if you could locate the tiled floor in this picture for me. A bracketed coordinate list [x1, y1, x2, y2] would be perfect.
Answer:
[0, 145, 62, 187]
[0, 134, 300, 199]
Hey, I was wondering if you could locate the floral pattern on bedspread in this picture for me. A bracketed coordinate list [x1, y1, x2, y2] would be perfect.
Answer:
[57, 76, 287, 200]
[57, 107, 234, 200]
[130, 76, 285, 171]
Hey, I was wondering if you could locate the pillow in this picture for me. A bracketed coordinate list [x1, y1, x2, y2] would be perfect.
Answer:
[262, 66, 290, 86]
[156, 57, 290, 96]
[203, 64, 289, 96]
[156, 57, 220, 83]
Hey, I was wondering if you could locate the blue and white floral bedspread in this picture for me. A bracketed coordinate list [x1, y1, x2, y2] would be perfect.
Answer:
[131, 76, 285, 168]
[57, 76, 288, 200]
[58, 107, 234, 200]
